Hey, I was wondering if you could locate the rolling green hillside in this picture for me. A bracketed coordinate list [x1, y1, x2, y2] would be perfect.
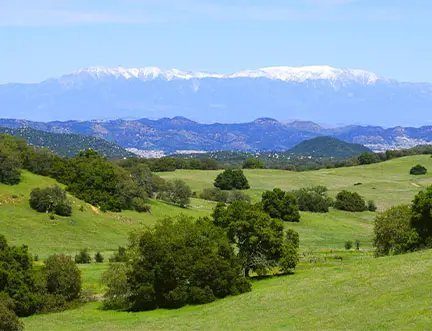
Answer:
[2, 155, 432, 330]
[25, 249, 432, 330]
[287, 136, 372, 158]
[0, 126, 133, 159]
[159, 154, 432, 210]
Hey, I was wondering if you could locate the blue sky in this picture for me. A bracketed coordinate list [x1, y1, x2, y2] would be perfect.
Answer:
[1, 0, 431, 83]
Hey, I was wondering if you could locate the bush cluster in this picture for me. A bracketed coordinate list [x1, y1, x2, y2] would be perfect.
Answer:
[242, 158, 265, 169]
[291, 186, 332, 213]
[0, 235, 82, 320]
[29, 185, 72, 216]
[334, 190, 367, 212]
[410, 164, 427, 175]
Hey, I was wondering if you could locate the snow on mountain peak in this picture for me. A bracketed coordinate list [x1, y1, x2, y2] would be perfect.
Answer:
[66, 65, 385, 85]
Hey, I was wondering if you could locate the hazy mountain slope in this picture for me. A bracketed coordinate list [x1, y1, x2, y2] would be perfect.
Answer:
[0, 117, 431, 153]
[0, 126, 133, 159]
[2, 66, 432, 126]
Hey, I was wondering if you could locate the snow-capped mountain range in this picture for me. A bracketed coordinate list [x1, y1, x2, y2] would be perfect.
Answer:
[1, 65, 432, 126]
[64, 65, 385, 85]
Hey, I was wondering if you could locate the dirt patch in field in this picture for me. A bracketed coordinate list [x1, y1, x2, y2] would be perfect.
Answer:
[0, 194, 22, 206]
[411, 183, 421, 188]
[89, 205, 101, 214]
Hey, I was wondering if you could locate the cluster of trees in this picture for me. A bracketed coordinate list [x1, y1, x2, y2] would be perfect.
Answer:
[214, 169, 250, 190]
[156, 179, 192, 208]
[242, 158, 265, 169]
[119, 157, 220, 172]
[291, 186, 333, 213]
[198, 187, 251, 204]
[103, 200, 301, 312]
[0, 235, 82, 324]
[374, 186, 432, 256]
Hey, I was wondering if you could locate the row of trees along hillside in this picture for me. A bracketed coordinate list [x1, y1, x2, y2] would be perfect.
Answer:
[0, 134, 193, 212]
[166, 144, 432, 172]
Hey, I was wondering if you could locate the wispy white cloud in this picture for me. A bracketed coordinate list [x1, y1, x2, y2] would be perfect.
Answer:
[0, 0, 402, 27]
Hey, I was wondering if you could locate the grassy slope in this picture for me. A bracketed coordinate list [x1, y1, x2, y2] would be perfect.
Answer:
[0, 171, 210, 257]
[25, 249, 432, 330]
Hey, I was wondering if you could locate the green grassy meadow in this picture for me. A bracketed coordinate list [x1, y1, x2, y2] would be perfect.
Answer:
[1, 155, 432, 329]
[25, 249, 432, 330]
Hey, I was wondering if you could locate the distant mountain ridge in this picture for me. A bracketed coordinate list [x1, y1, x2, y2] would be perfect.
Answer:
[0, 126, 133, 159]
[2, 65, 432, 126]
[1, 117, 431, 154]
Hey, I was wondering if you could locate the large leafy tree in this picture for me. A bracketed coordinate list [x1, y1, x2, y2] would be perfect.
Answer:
[212, 202, 299, 277]
[334, 190, 367, 212]
[291, 185, 332, 213]
[261, 188, 300, 222]
[106, 215, 250, 312]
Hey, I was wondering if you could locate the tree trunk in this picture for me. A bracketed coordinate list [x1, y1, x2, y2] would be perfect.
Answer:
[244, 267, 250, 278]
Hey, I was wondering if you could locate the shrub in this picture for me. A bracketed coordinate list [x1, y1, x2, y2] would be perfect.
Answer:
[132, 197, 151, 213]
[242, 158, 265, 169]
[410, 164, 427, 175]
[344, 241, 353, 250]
[261, 188, 300, 222]
[227, 190, 251, 204]
[214, 169, 250, 190]
[292, 186, 332, 213]
[286, 229, 300, 249]
[44, 254, 81, 301]
[0, 154, 21, 185]
[367, 200, 377, 212]
[109, 246, 128, 262]
[199, 187, 229, 203]
[101, 263, 130, 310]
[29, 185, 72, 216]
[374, 204, 419, 256]
[94, 252, 104, 263]
[355, 239, 361, 250]
[334, 190, 367, 212]
[75, 249, 91, 264]
[0, 301, 24, 331]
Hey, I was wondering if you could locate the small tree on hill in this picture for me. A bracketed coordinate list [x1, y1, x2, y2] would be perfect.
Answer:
[29, 185, 72, 216]
[410, 164, 427, 175]
[95, 252, 104, 263]
[214, 169, 250, 190]
[261, 188, 300, 222]
[0, 296, 23, 331]
[334, 190, 367, 212]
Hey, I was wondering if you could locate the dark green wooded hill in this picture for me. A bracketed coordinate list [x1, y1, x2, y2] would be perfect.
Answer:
[288, 136, 372, 158]
[0, 127, 133, 159]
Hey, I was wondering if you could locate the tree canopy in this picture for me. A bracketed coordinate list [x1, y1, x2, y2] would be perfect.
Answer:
[261, 188, 300, 222]
[214, 169, 250, 190]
